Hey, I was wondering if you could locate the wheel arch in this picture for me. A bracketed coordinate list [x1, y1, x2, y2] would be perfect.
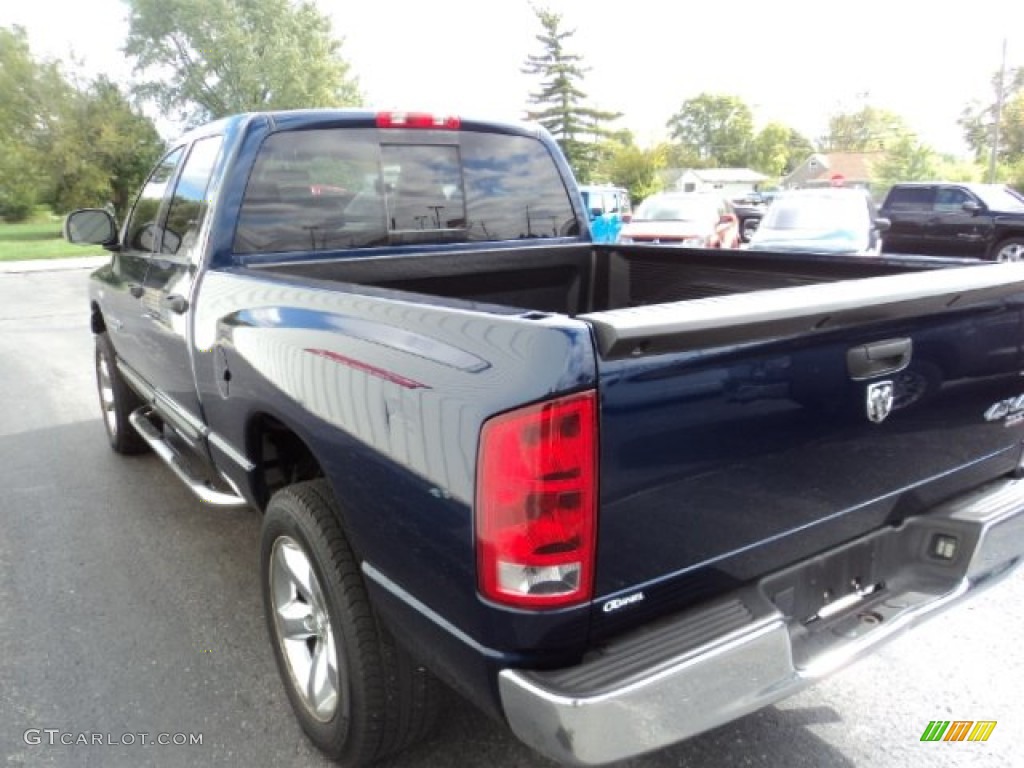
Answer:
[245, 411, 328, 511]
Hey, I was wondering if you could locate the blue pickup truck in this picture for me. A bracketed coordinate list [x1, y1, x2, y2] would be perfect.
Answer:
[66, 110, 1024, 766]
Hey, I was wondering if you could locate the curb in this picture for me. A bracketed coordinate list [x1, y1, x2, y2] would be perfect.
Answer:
[0, 256, 110, 274]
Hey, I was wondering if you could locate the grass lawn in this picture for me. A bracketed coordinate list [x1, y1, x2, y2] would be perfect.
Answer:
[0, 213, 105, 261]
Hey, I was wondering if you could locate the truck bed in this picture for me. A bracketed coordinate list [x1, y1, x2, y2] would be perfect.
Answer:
[248, 243, 934, 317]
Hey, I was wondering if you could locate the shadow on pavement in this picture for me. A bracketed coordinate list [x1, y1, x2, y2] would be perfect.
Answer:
[0, 419, 855, 768]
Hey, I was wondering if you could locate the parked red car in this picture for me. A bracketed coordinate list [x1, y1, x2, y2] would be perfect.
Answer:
[619, 192, 740, 247]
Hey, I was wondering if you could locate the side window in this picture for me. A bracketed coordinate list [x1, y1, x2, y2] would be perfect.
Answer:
[123, 147, 186, 253]
[163, 136, 224, 261]
[885, 186, 934, 212]
[933, 187, 972, 213]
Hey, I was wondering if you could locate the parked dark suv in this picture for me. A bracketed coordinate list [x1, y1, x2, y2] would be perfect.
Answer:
[879, 182, 1024, 261]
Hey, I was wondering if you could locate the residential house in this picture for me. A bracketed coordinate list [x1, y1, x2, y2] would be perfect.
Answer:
[782, 152, 881, 190]
[660, 168, 769, 199]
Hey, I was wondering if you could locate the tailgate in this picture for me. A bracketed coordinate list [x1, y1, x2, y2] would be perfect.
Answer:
[581, 262, 1024, 638]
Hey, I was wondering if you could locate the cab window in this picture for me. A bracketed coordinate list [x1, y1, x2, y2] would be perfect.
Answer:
[885, 186, 934, 212]
[163, 136, 224, 260]
[933, 187, 973, 213]
[123, 147, 186, 253]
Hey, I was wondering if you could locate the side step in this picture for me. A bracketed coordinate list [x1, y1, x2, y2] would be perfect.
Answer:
[129, 407, 248, 508]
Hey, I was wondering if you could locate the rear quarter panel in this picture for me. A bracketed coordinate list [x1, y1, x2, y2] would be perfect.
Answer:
[191, 269, 600, 660]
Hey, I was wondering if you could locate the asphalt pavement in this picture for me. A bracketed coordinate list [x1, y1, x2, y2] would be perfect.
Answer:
[1, 260, 1021, 768]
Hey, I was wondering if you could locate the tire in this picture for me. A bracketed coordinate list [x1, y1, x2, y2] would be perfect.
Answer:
[992, 237, 1024, 262]
[261, 480, 441, 766]
[95, 332, 148, 454]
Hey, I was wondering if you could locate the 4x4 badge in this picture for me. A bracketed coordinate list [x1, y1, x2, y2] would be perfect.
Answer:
[866, 381, 894, 424]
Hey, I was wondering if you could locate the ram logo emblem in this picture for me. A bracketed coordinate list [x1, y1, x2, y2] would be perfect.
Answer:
[866, 381, 894, 424]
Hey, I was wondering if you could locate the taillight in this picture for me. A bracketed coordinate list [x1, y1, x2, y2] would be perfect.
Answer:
[376, 111, 461, 130]
[475, 391, 598, 609]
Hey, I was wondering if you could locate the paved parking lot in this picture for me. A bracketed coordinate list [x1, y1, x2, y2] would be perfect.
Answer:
[1, 261, 1021, 767]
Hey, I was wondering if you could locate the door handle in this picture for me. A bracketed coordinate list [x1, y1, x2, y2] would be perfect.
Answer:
[129, 283, 144, 299]
[847, 338, 913, 380]
[163, 294, 189, 314]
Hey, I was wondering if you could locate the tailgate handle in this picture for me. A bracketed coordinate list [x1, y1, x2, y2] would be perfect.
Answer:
[847, 338, 912, 380]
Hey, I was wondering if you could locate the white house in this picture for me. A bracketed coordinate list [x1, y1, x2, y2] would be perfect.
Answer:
[667, 168, 769, 198]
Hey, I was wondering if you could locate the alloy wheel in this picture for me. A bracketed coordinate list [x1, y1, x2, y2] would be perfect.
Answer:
[997, 242, 1024, 262]
[269, 536, 342, 722]
[96, 353, 118, 438]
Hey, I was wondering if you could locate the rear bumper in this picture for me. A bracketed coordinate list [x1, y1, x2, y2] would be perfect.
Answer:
[499, 475, 1024, 766]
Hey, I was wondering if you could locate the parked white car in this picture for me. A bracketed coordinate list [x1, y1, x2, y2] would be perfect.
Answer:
[747, 188, 889, 255]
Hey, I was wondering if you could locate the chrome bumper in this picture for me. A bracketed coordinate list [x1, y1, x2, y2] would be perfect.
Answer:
[499, 476, 1024, 766]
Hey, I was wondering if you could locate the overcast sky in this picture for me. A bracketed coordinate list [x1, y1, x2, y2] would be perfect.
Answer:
[3, 0, 1022, 156]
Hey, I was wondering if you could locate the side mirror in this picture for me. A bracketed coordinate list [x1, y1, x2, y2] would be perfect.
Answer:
[874, 217, 891, 233]
[64, 209, 119, 249]
[621, 213, 632, 224]
[961, 201, 982, 215]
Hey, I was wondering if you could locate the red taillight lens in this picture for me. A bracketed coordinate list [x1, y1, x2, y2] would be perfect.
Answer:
[476, 391, 598, 608]
[375, 111, 461, 130]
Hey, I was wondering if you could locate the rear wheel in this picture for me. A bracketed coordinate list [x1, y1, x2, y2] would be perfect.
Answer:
[94, 332, 148, 454]
[261, 480, 441, 765]
[992, 237, 1024, 262]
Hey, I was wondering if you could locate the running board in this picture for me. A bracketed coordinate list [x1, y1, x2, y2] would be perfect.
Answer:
[128, 407, 248, 508]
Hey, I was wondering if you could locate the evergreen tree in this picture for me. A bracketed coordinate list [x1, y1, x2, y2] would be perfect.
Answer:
[521, 6, 620, 182]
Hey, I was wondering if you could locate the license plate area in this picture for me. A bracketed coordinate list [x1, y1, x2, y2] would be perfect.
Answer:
[760, 534, 889, 624]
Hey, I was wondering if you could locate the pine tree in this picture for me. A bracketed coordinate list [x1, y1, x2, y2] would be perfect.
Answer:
[521, 6, 621, 182]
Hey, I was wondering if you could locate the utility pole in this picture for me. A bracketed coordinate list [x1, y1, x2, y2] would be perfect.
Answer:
[989, 38, 1008, 183]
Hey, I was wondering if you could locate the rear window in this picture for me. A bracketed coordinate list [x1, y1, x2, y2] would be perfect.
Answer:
[763, 194, 869, 230]
[634, 196, 719, 222]
[233, 128, 578, 253]
[884, 186, 934, 212]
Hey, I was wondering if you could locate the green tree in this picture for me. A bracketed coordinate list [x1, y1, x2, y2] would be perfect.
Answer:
[1007, 158, 1024, 193]
[665, 93, 754, 167]
[123, 0, 362, 126]
[593, 135, 667, 203]
[933, 155, 985, 183]
[0, 26, 65, 219]
[959, 68, 1024, 165]
[44, 77, 164, 217]
[874, 135, 939, 190]
[663, 142, 706, 170]
[821, 106, 910, 152]
[0, 26, 163, 221]
[522, 6, 622, 182]
[749, 122, 815, 177]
